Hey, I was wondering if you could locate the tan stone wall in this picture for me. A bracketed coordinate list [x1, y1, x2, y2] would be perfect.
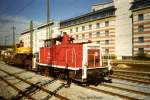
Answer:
[133, 8, 150, 56]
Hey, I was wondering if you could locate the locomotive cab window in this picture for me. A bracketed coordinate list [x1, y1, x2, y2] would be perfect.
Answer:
[88, 49, 100, 68]
[44, 39, 56, 47]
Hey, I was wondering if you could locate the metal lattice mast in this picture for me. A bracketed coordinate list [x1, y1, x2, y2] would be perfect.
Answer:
[47, 0, 50, 39]
[4, 35, 8, 47]
[30, 20, 33, 53]
[12, 25, 16, 51]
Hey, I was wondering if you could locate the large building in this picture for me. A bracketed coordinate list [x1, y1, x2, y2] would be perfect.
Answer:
[19, 20, 60, 54]
[130, 0, 150, 57]
[60, 2, 116, 58]
[60, 0, 150, 59]
[19, 0, 150, 59]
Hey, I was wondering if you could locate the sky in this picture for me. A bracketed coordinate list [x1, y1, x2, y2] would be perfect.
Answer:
[0, 0, 111, 45]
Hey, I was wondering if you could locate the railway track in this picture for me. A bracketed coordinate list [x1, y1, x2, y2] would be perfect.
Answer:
[114, 73, 150, 80]
[86, 86, 139, 100]
[1, 62, 119, 100]
[0, 62, 150, 100]
[78, 70, 150, 100]
[112, 70, 150, 84]
[101, 83, 150, 96]
[84, 81, 150, 100]
[114, 70, 150, 77]
[0, 76, 35, 100]
[75, 76, 150, 99]
[0, 68, 69, 100]
[111, 75, 150, 85]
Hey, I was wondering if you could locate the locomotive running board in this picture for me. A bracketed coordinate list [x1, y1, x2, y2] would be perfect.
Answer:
[36, 62, 80, 70]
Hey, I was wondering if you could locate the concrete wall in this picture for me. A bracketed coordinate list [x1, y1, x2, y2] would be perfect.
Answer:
[32, 28, 46, 54]
[19, 32, 30, 48]
[113, 0, 133, 59]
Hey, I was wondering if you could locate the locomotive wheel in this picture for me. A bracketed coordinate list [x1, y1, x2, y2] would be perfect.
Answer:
[44, 68, 49, 76]
[86, 83, 90, 86]
[28, 65, 32, 71]
[25, 65, 31, 71]
[59, 73, 66, 79]
[94, 82, 99, 86]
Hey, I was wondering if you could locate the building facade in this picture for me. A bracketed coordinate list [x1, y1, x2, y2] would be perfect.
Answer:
[130, 0, 150, 57]
[19, 30, 31, 48]
[19, 21, 60, 54]
[60, 4, 116, 57]
[19, 0, 150, 59]
[114, 0, 133, 59]
[60, 0, 150, 59]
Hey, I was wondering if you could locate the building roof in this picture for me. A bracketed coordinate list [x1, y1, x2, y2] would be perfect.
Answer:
[60, 6, 115, 28]
[130, 0, 150, 10]
[20, 30, 31, 35]
[92, 1, 113, 6]
[20, 20, 59, 35]
[37, 22, 54, 29]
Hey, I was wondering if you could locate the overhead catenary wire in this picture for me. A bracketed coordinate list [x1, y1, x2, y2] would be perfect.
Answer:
[0, 0, 35, 46]
[15, 0, 34, 16]
[0, 0, 34, 17]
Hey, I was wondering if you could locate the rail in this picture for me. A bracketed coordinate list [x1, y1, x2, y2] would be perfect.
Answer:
[0, 68, 69, 100]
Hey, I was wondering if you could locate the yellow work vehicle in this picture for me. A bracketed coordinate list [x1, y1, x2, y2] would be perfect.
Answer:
[5, 41, 33, 70]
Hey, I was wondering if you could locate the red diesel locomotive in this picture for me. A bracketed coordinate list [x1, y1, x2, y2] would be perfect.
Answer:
[37, 33, 112, 85]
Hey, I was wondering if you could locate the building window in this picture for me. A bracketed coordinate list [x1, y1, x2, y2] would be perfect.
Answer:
[82, 26, 85, 31]
[70, 29, 72, 33]
[76, 35, 78, 40]
[96, 41, 100, 44]
[76, 27, 78, 32]
[138, 25, 144, 32]
[138, 14, 144, 21]
[105, 40, 109, 45]
[89, 24, 92, 30]
[138, 48, 144, 54]
[105, 21, 109, 27]
[82, 34, 85, 39]
[96, 32, 100, 37]
[105, 30, 109, 36]
[96, 23, 100, 28]
[89, 33, 92, 38]
[105, 49, 109, 54]
[138, 37, 144, 43]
